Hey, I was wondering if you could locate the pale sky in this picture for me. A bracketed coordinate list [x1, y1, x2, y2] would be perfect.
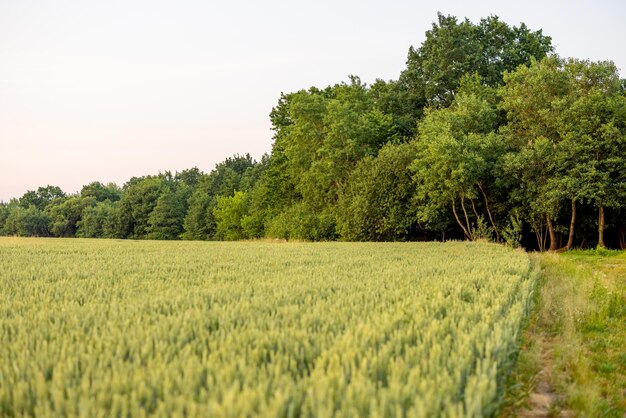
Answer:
[1, 0, 625, 202]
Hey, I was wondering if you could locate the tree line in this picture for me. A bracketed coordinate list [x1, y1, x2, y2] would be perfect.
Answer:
[1, 14, 624, 249]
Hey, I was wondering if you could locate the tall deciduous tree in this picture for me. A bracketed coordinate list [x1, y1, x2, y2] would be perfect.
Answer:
[412, 76, 506, 241]
[500, 57, 571, 250]
[147, 187, 188, 240]
[398, 14, 552, 119]
[558, 60, 626, 247]
[264, 77, 399, 239]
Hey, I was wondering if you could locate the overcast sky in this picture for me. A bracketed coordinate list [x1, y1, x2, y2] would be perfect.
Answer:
[1, 0, 625, 202]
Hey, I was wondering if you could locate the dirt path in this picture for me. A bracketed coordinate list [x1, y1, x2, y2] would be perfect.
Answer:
[517, 338, 571, 418]
[517, 336, 574, 418]
[504, 252, 626, 417]
[519, 376, 554, 416]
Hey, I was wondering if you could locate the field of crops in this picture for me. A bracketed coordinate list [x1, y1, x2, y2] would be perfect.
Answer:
[0, 238, 535, 417]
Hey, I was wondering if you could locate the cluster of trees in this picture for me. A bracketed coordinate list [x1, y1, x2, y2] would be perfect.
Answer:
[0, 157, 263, 241]
[2, 14, 624, 249]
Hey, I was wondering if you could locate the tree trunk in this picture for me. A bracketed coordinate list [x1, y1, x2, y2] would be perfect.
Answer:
[533, 220, 546, 252]
[598, 206, 606, 248]
[565, 198, 576, 250]
[618, 226, 625, 250]
[452, 199, 471, 240]
[478, 183, 499, 242]
[546, 214, 557, 251]
[470, 199, 480, 220]
[460, 195, 473, 241]
[534, 230, 543, 252]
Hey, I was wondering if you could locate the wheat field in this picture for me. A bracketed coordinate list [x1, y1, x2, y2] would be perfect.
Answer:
[0, 238, 535, 417]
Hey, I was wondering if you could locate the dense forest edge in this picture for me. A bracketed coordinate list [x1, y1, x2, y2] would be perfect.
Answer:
[2, 13, 625, 250]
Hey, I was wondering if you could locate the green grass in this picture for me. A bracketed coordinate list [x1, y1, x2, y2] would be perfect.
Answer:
[502, 249, 626, 417]
[0, 238, 535, 417]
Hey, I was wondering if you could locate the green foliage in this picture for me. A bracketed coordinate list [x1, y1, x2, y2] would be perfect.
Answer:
[501, 212, 523, 249]
[412, 76, 506, 241]
[501, 138, 560, 240]
[0, 239, 536, 417]
[557, 60, 626, 210]
[175, 167, 204, 188]
[182, 155, 262, 241]
[266, 203, 336, 241]
[19, 185, 66, 211]
[80, 182, 121, 202]
[472, 216, 494, 241]
[499, 57, 572, 249]
[213, 191, 249, 241]
[266, 77, 399, 238]
[77, 200, 120, 238]
[3, 205, 50, 237]
[400, 13, 552, 110]
[0, 203, 9, 234]
[181, 191, 215, 241]
[501, 57, 626, 248]
[369, 79, 419, 138]
[117, 176, 164, 239]
[47, 196, 97, 237]
[243, 153, 299, 239]
[146, 187, 188, 240]
[337, 141, 418, 241]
